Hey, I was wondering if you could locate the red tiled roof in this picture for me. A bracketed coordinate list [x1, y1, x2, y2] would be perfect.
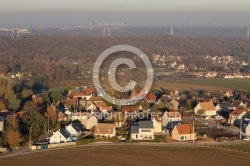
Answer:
[121, 105, 140, 112]
[230, 109, 245, 117]
[175, 124, 193, 135]
[145, 93, 156, 102]
[82, 88, 95, 94]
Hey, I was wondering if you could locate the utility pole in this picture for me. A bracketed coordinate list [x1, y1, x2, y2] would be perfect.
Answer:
[192, 121, 195, 143]
[29, 127, 32, 149]
[47, 116, 50, 134]
[240, 119, 242, 140]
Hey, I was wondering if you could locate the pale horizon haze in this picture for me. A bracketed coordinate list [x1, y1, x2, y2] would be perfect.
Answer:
[0, 0, 250, 27]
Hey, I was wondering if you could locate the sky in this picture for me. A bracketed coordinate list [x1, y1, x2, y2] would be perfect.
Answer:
[0, 0, 250, 27]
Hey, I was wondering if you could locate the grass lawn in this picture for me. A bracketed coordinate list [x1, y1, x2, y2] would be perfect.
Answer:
[154, 135, 165, 142]
[1, 146, 250, 166]
[221, 143, 250, 152]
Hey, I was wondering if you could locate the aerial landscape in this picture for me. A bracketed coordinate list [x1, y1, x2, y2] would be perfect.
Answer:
[0, 1, 250, 166]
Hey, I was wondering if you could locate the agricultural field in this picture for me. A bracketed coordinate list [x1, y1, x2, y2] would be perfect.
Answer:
[1, 145, 250, 166]
[153, 78, 250, 91]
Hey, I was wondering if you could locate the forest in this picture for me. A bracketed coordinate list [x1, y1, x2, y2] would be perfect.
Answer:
[0, 35, 250, 88]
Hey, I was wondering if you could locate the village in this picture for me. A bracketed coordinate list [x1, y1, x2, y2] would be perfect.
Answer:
[1, 84, 249, 152]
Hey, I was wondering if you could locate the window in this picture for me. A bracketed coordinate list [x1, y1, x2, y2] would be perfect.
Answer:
[136, 135, 138, 138]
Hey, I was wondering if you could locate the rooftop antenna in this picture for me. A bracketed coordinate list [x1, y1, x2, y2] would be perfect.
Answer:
[170, 26, 174, 36]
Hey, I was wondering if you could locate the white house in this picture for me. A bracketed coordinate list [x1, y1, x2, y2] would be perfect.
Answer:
[0, 116, 4, 131]
[65, 122, 82, 136]
[228, 109, 247, 125]
[245, 123, 250, 136]
[161, 112, 181, 127]
[94, 123, 116, 138]
[131, 121, 154, 140]
[85, 116, 98, 129]
[49, 128, 71, 144]
[152, 118, 162, 133]
[194, 101, 216, 117]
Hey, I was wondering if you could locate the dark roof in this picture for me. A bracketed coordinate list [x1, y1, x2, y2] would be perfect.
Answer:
[60, 128, 71, 139]
[139, 121, 153, 128]
[131, 126, 139, 134]
[217, 102, 233, 109]
[71, 122, 81, 132]
[166, 121, 180, 129]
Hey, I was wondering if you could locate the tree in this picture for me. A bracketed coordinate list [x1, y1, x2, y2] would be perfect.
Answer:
[42, 93, 51, 105]
[4, 128, 22, 147]
[64, 85, 72, 94]
[197, 109, 205, 115]
[8, 94, 21, 112]
[0, 99, 6, 111]
[51, 90, 61, 104]
[45, 105, 57, 126]
[4, 77, 14, 100]
[21, 88, 33, 101]
[26, 109, 46, 139]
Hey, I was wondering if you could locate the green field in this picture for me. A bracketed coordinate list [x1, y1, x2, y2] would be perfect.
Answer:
[221, 143, 250, 152]
[174, 78, 250, 90]
[1, 145, 250, 166]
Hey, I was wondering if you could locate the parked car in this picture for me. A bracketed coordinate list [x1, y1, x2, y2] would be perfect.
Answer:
[243, 137, 250, 141]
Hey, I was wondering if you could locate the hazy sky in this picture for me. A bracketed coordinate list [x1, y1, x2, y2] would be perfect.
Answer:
[0, 0, 250, 26]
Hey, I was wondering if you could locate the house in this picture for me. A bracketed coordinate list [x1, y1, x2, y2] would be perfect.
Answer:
[228, 109, 247, 126]
[49, 128, 71, 144]
[194, 101, 217, 116]
[245, 123, 250, 136]
[215, 102, 234, 112]
[152, 118, 162, 133]
[99, 106, 113, 114]
[130, 121, 154, 140]
[94, 123, 116, 138]
[157, 95, 170, 104]
[0, 110, 11, 119]
[71, 112, 89, 124]
[85, 116, 98, 129]
[32, 94, 43, 104]
[65, 122, 82, 136]
[231, 100, 246, 109]
[171, 124, 196, 141]
[168, 99, 180, 111]
[145, 93, 156, 103]
[0, 116, 4, 131]
[121, 105, 141, 120]
[225, 91, 233, 98]
[161, 112, 181, 127]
